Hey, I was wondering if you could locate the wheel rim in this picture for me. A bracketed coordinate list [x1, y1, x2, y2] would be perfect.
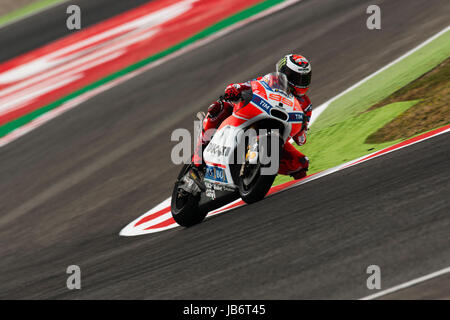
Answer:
[241, 137, 266, 192]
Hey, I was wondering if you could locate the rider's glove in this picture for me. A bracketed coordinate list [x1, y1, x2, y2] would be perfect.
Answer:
[208, 99, 235, 119]
[207, 100, 223, 118]
[224, 84, 242, 101]
[293, 130, 307, 146]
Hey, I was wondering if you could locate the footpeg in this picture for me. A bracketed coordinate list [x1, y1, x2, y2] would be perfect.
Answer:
[189, 166, 207, 192]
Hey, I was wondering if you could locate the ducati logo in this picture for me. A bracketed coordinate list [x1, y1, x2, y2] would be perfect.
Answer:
[206, 142, 231, 157]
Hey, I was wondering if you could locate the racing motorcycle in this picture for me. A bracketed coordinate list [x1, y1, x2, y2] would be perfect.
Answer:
[171, 72, 305, 227]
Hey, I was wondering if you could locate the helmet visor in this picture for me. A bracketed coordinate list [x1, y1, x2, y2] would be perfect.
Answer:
[284, 68, 311, 88]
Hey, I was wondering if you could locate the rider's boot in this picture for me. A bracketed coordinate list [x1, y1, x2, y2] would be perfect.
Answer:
[189, 112, 208, 192]
[190, 138, 207, 192]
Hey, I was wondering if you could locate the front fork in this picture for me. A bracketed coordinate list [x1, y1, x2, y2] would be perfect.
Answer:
[240, 126, 260, 177]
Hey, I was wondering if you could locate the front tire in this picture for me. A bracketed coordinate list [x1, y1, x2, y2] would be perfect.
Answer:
[238, 166, 277, 204]
[238, 134, 282, 204]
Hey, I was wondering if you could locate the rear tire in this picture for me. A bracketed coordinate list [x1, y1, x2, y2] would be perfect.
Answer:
[171, 164, 207, 227]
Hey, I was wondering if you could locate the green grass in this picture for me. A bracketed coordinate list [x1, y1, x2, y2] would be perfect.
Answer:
[274, 28, 450, 186]
[0, 0, 66, 27]
[275, 100, 419, 184]
[312, 29, 450, 132]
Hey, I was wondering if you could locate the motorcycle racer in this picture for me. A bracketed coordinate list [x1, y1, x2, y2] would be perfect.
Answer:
[191, 54, 312, 188]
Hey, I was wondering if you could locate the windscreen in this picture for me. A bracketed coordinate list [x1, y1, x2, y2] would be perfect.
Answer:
[265, 72, 289, 93]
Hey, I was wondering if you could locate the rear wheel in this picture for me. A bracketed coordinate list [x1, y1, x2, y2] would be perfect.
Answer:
[171, 165, 207, 227]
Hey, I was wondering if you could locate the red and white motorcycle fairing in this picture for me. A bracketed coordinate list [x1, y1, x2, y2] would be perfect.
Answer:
[203, 73, 305, 191]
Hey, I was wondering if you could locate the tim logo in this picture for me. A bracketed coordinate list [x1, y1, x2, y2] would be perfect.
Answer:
[253, 95, 271, 111]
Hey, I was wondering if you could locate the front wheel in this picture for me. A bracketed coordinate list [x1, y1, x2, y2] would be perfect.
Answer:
[171, 164, 207, 227]
[238, 134, 282, 204]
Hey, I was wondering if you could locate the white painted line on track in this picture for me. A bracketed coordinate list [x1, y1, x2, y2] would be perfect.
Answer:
[309, 25, 450, 127]
[360, 266, 450, 300]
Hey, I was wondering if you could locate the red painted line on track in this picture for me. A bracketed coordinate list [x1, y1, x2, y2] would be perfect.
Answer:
[134, 207, 171, 227]
[211, 200, 245, 213]
[144, 217, 176, 230]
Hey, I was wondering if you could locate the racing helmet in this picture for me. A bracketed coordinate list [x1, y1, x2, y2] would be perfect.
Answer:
[276, 54, 311, 96]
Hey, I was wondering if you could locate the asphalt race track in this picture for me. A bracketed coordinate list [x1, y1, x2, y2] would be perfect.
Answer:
[0, 0, 449, 299]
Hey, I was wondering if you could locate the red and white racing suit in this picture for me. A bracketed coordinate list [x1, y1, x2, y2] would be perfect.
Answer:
[194, 78, 312, 180]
